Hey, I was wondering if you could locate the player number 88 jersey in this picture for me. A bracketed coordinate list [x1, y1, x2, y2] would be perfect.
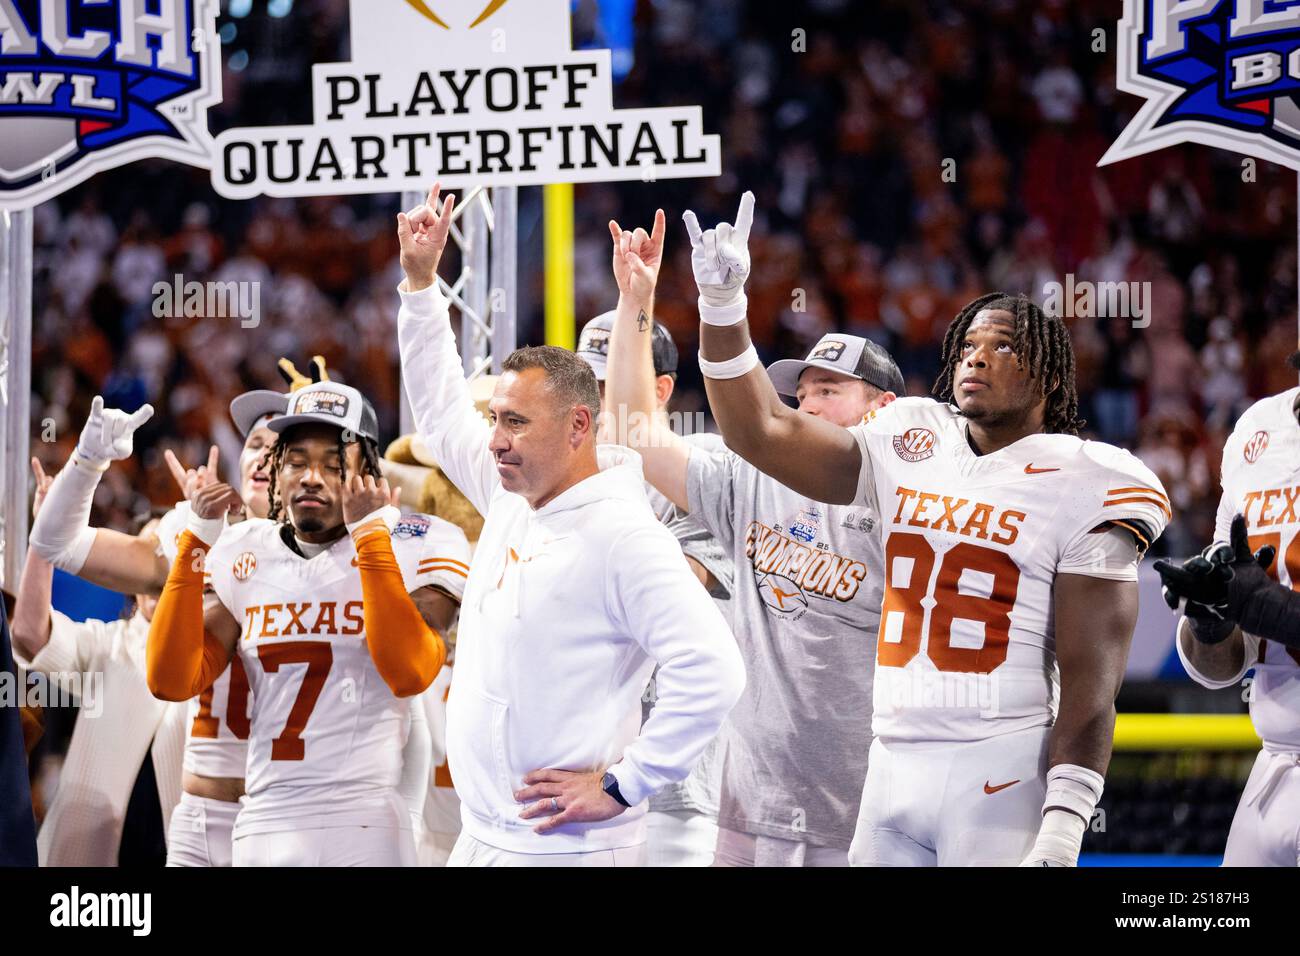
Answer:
[849, 398, 1170, 745]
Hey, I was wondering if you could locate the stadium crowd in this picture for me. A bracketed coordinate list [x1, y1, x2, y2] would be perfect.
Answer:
[26, 0, 1300, 564]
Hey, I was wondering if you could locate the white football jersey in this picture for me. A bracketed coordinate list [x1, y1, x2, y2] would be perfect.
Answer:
[156, 503, 250, 779]
[1212, 387, 1300, 751]
[204, 513, 470, 833]
[850, 398, 1170, 745]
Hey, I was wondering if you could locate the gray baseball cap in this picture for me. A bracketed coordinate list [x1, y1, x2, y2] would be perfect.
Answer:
[229, 390, 285, 437]
[767, 334, 905, 398]
[577, 311, 679, 381]
[268, 382, 380, 443]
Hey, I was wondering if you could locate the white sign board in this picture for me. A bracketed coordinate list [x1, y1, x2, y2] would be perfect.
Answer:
[211, 0, 721, 198]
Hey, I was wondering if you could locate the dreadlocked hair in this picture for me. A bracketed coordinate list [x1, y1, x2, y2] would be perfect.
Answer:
[265, 428, 385, 524]
[932, 291, 1084, 436]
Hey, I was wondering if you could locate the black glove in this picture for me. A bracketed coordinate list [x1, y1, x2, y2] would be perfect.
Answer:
[1154, 515, 1275, 644]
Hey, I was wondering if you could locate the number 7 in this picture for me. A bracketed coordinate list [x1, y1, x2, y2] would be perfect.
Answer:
[258, 642, 333, 761]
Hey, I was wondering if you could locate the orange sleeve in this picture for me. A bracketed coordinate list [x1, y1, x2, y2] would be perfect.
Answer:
[146, 530, 233, 702]
[352, 517, 446, 697]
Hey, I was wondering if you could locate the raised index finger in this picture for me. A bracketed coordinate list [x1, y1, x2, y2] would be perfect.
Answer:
[682, 210, 703, 248]
[163, 449, 189, 489]
[206, 444, 220, 476]
[734, 191, 755, 243]
[650, 208, 667, 254]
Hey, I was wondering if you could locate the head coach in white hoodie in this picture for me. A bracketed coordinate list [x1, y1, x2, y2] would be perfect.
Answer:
[395, 185, 746, 867]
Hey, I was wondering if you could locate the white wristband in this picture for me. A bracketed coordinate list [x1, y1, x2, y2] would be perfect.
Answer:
[1042, 763, 1105, 823]
[698, 294, 748, 326]
[185, 509, 226, 548]
[698, 345, 760, 380]
[347, 504, 401, 538]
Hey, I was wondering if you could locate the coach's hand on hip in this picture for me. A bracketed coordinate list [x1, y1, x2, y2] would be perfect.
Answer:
[515, 769, 626, 834]
[397, 182, 457, 292]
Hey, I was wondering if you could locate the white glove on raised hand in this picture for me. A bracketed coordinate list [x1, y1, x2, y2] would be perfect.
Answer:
[682, 191, 755, 315]
[75, 395, 154, 470]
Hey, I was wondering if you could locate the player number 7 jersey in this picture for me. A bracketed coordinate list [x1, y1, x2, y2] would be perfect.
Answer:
[203, 514, 470, 829]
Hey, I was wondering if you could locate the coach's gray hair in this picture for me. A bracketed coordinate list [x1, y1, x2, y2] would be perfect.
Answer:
[502, 345, 603, 423]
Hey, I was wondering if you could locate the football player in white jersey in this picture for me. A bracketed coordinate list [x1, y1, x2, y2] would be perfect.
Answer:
[147, 381, 468, 866]
[29, 387, 283, 866]
[678, 193, 1171, 866]
[1155, 383, 1300, 866]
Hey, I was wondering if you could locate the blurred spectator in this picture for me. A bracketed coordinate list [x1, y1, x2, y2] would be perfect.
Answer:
[26, 0, 1300, 560]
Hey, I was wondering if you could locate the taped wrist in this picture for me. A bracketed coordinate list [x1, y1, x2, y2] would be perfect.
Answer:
[698, 294, 748, 327]
[698, 344, 760, 380]
[1043, 763, 1104, 825]
[346, 504, 400, 540]
[28, 455, 105, 573]
[185, 509, 226, 548]
[1023, 764, 1104, 866]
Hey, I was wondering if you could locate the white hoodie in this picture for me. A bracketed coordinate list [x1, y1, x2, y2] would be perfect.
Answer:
[398, 283, 745, 854]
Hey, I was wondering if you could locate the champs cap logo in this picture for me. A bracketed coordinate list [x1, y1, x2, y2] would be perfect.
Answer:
[1103, 0, 1300, 172]
[810, 340, 847, 364]
[893, 427, 936, 462]
[0, 0, 220, 211]
[1243, 429, 1269, 463]
[292, 389, 350, 419]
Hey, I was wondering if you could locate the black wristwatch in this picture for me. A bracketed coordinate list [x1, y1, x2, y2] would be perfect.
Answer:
[601, 771, 630, 807]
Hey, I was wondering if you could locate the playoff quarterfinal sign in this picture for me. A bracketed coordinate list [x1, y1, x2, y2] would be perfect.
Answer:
[212, 0, 721, 198]
[1104, 0, 1300, 170]
[0, 0, 220, 211]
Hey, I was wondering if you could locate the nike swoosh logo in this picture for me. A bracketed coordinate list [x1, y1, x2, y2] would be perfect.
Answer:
[1024, 464, 1060, 474]
[984, 779, 1020, 794]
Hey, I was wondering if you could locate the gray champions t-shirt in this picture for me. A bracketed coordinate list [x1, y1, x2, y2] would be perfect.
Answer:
[642, 432, 735, 817]
[687, 445, 882, 849]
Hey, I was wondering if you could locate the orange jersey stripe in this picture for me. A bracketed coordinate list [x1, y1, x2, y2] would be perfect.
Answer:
[1108, 485, 1170, 504]
[419, 557, 469, 571]
[419, 563, 469, 579]
[1103, 495, 1173, 519]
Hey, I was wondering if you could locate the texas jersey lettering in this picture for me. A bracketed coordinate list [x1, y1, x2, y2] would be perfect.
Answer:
[204, 514, 469, 835]
[1215, 386, 1300, 751]
[851, 397, 1171, 744]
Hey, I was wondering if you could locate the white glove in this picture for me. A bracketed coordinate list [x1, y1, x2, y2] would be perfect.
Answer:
[682, 191, 755, 309]
[75, 396, 154, 469]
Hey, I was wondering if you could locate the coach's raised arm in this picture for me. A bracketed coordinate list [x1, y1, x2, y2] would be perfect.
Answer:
[683, 193, 863, 506]
[395, 186, 745, 867]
